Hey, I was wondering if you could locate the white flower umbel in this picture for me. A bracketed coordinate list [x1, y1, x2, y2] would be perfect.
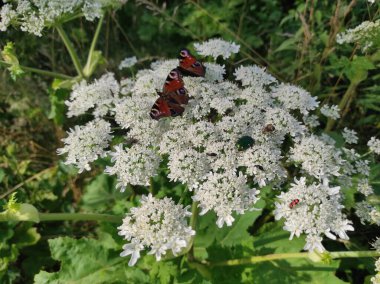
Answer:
[274, 177, 354, 252]
[337, 20, 380, 52]
[368, 137, 380, 154]
[234, 65, 277, 88]
[357, 179, 374, 196]
[105, 144, 161, 191]
[66, 73, 120, 118]
[119, 56, 138, 70]
[194, 38, 240, 60]
[118, 194, 195, 266]
[0, 0, 126, 36]
[193, 171, 260, 228]
[320, 104, 340, 120]
[289, 135, 343, 179]
[371, 258, 380, 284]
[342, 127, 358, 144]
[57, 119, 112, 173]
[272, 84, 319, 115]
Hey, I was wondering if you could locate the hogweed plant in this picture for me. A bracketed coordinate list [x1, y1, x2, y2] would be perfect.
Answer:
[55, 40, 380, 269]
[1, 3, 380, 282]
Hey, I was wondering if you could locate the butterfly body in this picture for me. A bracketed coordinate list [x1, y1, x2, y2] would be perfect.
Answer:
[289, 199, 300, 209]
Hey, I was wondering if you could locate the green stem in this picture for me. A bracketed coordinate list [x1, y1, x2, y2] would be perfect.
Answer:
[0, 60, 72, 80]
[190, 201, 198, 231]
[187, 201, 199, 262]
[56, 24, 84, 78]
[84, 14, 104, 78]
[39, 213, 122, 223]
[210, 251, 380, 267]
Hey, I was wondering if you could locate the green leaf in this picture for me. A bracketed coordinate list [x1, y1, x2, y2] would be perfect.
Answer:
[34, 237, 150, 284]
[218, 200, 265, 247]
[48, 88, 70, 126]
[344, 56, 375, 84]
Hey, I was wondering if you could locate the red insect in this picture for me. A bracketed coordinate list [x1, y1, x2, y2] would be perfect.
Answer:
[150, 69, 189, 120]
[289, 199, 300, 209]
[178, 48, 206, 77]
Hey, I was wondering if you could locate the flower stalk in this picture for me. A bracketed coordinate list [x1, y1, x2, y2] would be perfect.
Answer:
[0, 60, 72, 80]
[209, 251, 380, 267]
[56, 24, 85, 78]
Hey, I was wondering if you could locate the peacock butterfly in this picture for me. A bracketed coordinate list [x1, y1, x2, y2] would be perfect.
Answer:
[177, 48, 206, 77]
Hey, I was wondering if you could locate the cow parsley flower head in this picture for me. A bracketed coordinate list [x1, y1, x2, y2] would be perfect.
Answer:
[57, 119, 112, 173]
[105, 144, 161, 191]
[65, 73, 120, 118]
[289, 135, 343, 180]
[320, 104, 340, 120]
[272, 84, 319, 115]
[372, 257, 380, 284]
[357, 179, 374, 196]
[0, 0, 126, 36]
[342, 127, 358, 144]
[193, 171, 260, 228]
[118, 194, 195, 266]
[274, 177, 353, 252]
[194, 38, 240, 60]
[368, 137, 380, 154]
[234, 65, 277, 88]
[119, 56, 138, 70]
[337, 20, 380, 52]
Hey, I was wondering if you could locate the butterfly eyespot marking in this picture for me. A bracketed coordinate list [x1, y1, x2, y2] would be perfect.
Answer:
[192, 62, 201, 67]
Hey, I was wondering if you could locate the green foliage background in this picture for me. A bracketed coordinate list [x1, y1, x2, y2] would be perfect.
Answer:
[0, 0, 379, 283]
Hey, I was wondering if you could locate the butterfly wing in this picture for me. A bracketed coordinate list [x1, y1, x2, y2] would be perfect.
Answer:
[150, 97, 185, 120]
[150, 97, 171, 120]
[178, 48, 206, 77]
[163, 69, 184, 94]
[165, 87, 189, 105]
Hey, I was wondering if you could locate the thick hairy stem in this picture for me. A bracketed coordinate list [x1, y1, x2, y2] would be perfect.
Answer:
[84, 14, 105, 78]
[188, 201, 199, 262]
[56, 24, 85, 78]
[38, 213, 122, 223]
[209, 251, 380, 267]
[0, 60, 72, 80]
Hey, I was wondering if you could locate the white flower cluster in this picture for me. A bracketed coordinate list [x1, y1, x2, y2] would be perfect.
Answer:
[357, 179, 374, 196]
[194, 38, 240, 60]
[342, 127, 358, 144]
[289, 135, 343, 179]
[368, 137, 380, 154]
[355, 201, 380, 226]
[320, 104, 340, 120]
[119, 56, 138, 70]
[105, 144, 161, 191]
[0, 0, 125, 36]
[65, 73, 120, 118]
[372, 258, 380, 284]
[274, 178, 354, 252]
[57, 119, 112, 173]
[58, 40, 371, 253]
[337, 20, 380, 52]
[118, 194, 195, 266]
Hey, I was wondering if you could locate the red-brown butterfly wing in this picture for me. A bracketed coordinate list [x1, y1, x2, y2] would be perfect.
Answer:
[150, 97, 171, 120]
[165, 87, 189, 105]
[163, 69, 184, 94]
[178, 48, 206, 77]
[150, 97, 185, 120]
